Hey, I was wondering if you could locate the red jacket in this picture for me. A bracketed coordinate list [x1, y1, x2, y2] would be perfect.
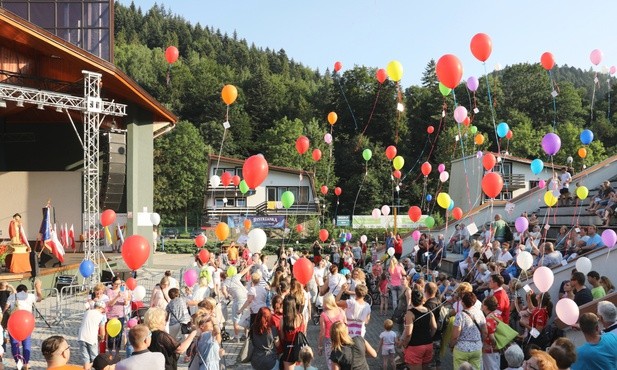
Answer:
[493, 288, 510, 325]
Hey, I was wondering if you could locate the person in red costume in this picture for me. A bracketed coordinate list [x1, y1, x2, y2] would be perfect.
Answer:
[9, 213, 29, 247]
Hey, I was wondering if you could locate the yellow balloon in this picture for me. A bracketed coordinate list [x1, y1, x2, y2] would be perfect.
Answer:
[576, 186, 589, 200]
[106, 318, 122, 338]
[392, 156, 405, 170]
[437, 192, 451, 209]
[386, 60, 404, 82]
[544, 192, 558, 207]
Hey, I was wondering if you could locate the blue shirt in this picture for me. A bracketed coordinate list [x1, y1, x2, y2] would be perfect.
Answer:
[586, 233, 605, 248]
[572, 332, 617, 370]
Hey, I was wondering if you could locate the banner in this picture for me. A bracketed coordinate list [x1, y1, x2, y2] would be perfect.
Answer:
[352, 215, 427, 229]
[227, 215, 286, 229]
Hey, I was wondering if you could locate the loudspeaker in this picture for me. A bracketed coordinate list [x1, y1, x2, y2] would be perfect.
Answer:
[101, 269, 134, 283]
[100, 132, 126, 211]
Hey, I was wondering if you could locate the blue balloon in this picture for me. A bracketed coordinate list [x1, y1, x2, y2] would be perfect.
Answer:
[496, 122, 509, 138]
[340, 268, 350, 276]
[580, 129, 594, 145]
[79, 260, 95, 278]
[530, 158, 544, 175]
[448, 199, 455, 211]
[426, 194, 433, 202]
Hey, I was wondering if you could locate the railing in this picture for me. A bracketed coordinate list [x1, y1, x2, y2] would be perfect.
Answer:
[502, 174, 526, 191]
[204, 201, 320, 217]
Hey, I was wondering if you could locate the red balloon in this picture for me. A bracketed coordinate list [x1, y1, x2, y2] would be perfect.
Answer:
[122, 235, 150, 271]
[198, 249, 210, 264]
[195, 234, 206, 248]
[385, 145, 397, 161]
[376, 68, 388, 84]
[482, 153, 497, 171]
[7, 310, 34, 341]
[334, 61, 342, 72]
[436, 54, 464, 89]
[393, 170, 402, 179]
[220, 171, 232, 187]
[408, 206, 422, 222]
[101, 209, 116, 227]
[312, 148, 322, 161]
[470, 33, 492, 62]
[295, 136, 310, 155]
[334, 187, 342, 196]
[295, 224, 304, 233]
[165, 46, 179, 64]
[540, 52, 555, 71]
[452, 207, 463, 220]
[242, 155, 269, 189]
[427, 126, 435, 134]
[482, 172, 504, 198]
[231, 175, 241, 187]
[126, 277, 137, 291]
[506, 130, 513, 140]
[320, 185, 328, 195]
[421, 162, 432, 177]
[319, 229, 329, 242]
[463, 116, 471, 127]
[293, 257, 314, 285]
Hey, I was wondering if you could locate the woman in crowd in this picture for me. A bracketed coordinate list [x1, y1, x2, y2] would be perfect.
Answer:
[336, 284, 371, 338]
[281, 295, 305, 370]
[239, 271, 268, 327]
[401, 289, 436, 370]
[600, 276, 615, 294]
[329, 321, 377, 370]
[481, 296, 502, 370]
[87, 282, 109, 309]
[187, 276, 210, 315]
[547, 337, 577, 370]
[554, 226, 571, 253]
[270, 294, 284, 331]
[190, 314, 222, 370]
[526, 349, 559, 370]
[106, 276, 131, 355]
[250, 307, 280, 370]
[166, 288, 192, 342]
[144, 307, 197, 370]
[504, 344, 525, 370]
[387, 257, 406, 310]
[150, 276, 170, 310]
[449, 292, 486, 370]
[318, 293, 347, 370]
[340, 268, 366, 299]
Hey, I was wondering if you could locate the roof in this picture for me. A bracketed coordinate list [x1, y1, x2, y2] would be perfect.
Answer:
[0, 8, 177, 125]
[208, 154, 316, 177]
[452, 152, 567, 169]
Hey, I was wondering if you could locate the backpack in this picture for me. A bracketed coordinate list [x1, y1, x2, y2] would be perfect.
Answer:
[434, 305, 450, 340]
[391, 289, 409, 324]
[504, 224, 514, 242]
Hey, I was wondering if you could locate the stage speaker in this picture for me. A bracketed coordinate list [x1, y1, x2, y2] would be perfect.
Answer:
[101, 269, 135, 283]
[100, 131, 126, 212]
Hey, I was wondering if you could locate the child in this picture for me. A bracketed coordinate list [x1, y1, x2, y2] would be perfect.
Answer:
[378, 319, 398, 370]
[379, 273, 389, 315]
[298, 346, 318, 370]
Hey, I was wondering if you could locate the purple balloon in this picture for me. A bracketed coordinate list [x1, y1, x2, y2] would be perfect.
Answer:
[346, 232, 352, 241]
[476, 151, 483, 158]
[541, 133, 561, 156]
[467, 76, 479, 92]
[515, 217, 529, 233]
[602, 229, 617, 248]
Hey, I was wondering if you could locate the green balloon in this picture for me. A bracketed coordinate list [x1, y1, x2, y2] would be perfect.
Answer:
[281, 191, 295, 209]
[239, 180, 249, 194]
[424, 216, 435, 229]
[362, 149, 372, 161]
[470, 125, 478, 134]
[438, 82, 451, 96]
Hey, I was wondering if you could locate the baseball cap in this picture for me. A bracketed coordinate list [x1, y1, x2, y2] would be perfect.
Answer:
[92, 353, 120, 370]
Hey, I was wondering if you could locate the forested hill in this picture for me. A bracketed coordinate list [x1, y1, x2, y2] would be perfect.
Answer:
[114, 2, 617, 225]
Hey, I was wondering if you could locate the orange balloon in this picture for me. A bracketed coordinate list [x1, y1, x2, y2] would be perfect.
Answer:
[215, 222, 230, 241]
[221, 84, 238, 105]
[243, 219, 252, 232]
[482, 172, 504, 198]
[474, 133, 485, 145]
[328, 112, 338, 125]
[470, 33, 492, 62]
[482, 153, 497, 171]
[578, 147, 587, 158]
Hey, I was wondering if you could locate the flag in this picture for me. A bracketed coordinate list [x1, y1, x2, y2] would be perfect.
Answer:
[104, 226, 112, 246]
[51, 224, 65, 263]
[63, 223, 69, 248]
[39, 207, 64, 263]
[19, 224, 29, 247]
[69, 224, 75, 250]
[60, 224, 66, 248]
[116, 224, 125, 244]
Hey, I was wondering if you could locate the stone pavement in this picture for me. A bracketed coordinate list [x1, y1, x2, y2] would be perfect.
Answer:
[7, 253, 450, 369]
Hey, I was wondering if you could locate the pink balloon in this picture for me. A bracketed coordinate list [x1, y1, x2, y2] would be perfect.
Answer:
[437, 163, 446, 173]
[412, 230, 421, 241]
[602, 229, 617, 249]
[556, 298, 579, 326]
[538, 180, 546, 189]
[515, 217, 529, 233]
[183, 269, 198, 287]
[453, 106, 468, 124]
[533, 266, 554, 293]
[476, 151, 483, 158]
[371, 208, 381, 219]
[127, 318, 138, 328]
[324, 133, 333, 144]
[590, 49, 603, 66]
[611, 66, 616, 75]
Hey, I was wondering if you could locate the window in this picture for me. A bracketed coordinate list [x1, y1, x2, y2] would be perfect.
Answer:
[299, 186, 309, 204]
[236, 198, 246, 207]
[267, 187, 276, 202]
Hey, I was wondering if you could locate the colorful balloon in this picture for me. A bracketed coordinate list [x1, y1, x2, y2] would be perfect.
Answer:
[376, 68, 388, 84]
[215, 222, 230, 241]
[575, 256, 592, 274]
[424, 216, 435, 229]
[239, 180, 249, 194]
[122, 235, 150, 270]
[312, 148, 322, 161]
[165, 46, 179, 64]
[590, 49, 603, 66]
[362, 149, 372, 161]
[381, 205, 391, 216]
[482, 172, 504, 198]
[328, 112, 338, 125]
[427, 126, 435, 134]
[386, 60, 404, 82]
[437, 164, 446, 173]
[496, 122, 509, 138]
[293, 257, 314, 285]
[474, 134, 485, 145]
[221, 84, 238, 105]
[576, 186, 589, 200]
[385, 145, 397, 160]
[320, 185, 328, 195]
[79, 260, 94, 278]
[392, 156, 404, 170]
[231, 175, 241, 187]
[319, 229, 329, 242]
[439, 171, 450, 183]
[578, 147, 587, 158]
[125, 277, 137, 291]
[421, 162, 432, 176]
[243, 219, 252, 232]
[470, 33, 492, 62]
[393, 170, 402, 179]
[371, 208, 381, 219]
[220, 172, 233, 187]
[515, 217, 529, 233]
[408, 206, 422, 222]
[198, 249, 210, 264]
[195, 234, 207, 248]
[334, 61, 342, 72]
[334, 187, 342, 196]
[101, 209, 116, 227]
[530, 159, 544, 175]
[295, 224, 304, 233]
[516, 251, 533, 270]
[295, 136, 310, 155]
[482, 153, 497, 171]
[542, 132, 561, 155]
[281, 191, 295, 209]
[438, 82, 451, 96]
[466, 76, 479, 92]
[454, 106, 468, 124]
[580, 129, 594, 145]
[506, 130, 513, 140]
[533, 266, 554, 293]
[544, 192, 558, 207]
[470, 126, 478, 134]
[437, 193, 451, 209]
[324, 133, 333, 144]
[184, 269, 198, 287]
[243, 154, 269, 189]
[412, 230, 421, 241]
[540, 52, 555, 71]
[452, 207, 463, 220]
[556, 298, 579, 326]
[106, 318, 122, 338]
[247, 228, 267, 253]
[602, 229, 617, 249]
[463, 117, 471, 127]
[436, 54, 463, 89]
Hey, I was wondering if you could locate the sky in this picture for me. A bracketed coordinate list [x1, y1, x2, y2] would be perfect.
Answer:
[120, 0, 617, 87]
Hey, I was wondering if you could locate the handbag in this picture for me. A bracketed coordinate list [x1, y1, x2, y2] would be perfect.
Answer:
[493, 319, 518, 350]
[236, 333, 254, 363]
[169, 309, 193, 334]
[282, 330, 309, 363]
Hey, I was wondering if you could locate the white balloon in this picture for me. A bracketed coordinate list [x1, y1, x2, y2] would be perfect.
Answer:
[150, 212, 161, 226]
[209, 175, 221, 188]
[381, 205, 391, 216]
[575, 257, 592, 274]
[439, 171, 450, 183]
[516, 251, 533, 270]
[133, 286, 146, 301]
[222, 197, 228, 204]
[360, 235, 368, 244]
[387, 247, 395, 257]
[372, 208, 381, 219]
[567, 156, 573, 163]
[247, 228, 267, 253]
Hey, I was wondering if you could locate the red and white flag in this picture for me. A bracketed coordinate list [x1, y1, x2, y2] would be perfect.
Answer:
[39, 207, 64, 263]
[69, 224, 75, 250]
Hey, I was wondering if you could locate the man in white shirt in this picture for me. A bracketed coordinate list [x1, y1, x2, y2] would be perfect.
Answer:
[116, 325, 165, 370]
[78, 301, 107, 369]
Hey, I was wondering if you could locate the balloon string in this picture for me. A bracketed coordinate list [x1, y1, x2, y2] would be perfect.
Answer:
[351, 166, 368, 220]
[548, 70, 558, 129]
[395, 84, 403, 144]
[325, 125, 334, 187]
[452, 91, 476, 220]
[483, 63, 501, 155]
[608, 76, 612, 119]
[590, 71, 598, 121]
[357, 83, 382, 149]
[335, 72, 359, 130]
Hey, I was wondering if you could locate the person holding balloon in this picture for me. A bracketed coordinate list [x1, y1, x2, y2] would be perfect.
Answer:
[77, 300, 108, 369]
[105, 276, 131, 356]
[6, 280, 42, 370]
[221, 262, 251, 342]
[150, 277, 171, 310]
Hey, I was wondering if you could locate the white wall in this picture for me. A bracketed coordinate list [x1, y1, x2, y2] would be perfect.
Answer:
[0, 172, 82, 240]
